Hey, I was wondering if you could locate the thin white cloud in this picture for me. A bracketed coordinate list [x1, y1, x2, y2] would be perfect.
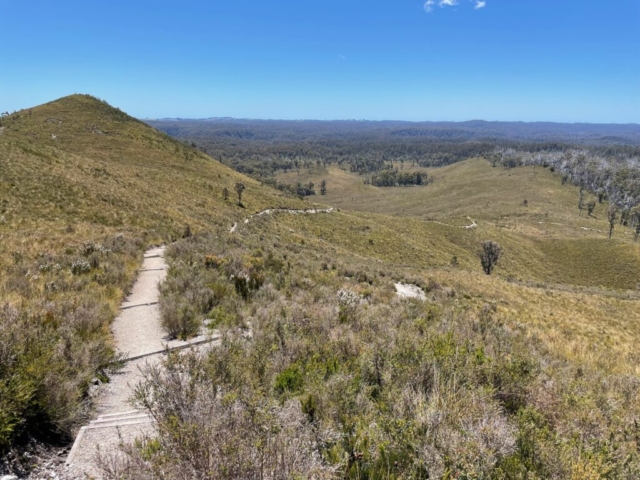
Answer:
[424, 0, 486, 14]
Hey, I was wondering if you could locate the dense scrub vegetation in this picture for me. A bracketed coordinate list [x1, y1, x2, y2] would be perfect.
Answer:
[368, 169, 430, 187]
[262, 180, 317, 197]
[103, 225, 640, 479]
[0, 235, 142, 449]
[0, 95, 301, 452]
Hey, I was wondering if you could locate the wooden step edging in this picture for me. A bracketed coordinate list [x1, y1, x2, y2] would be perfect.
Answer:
[65, 419, 154, 467]
[84, 417, 154, 430]
[90, 413, 151, 425]
[122, 335, 221, 363]
[120, 301, 159, 311]
[97, 409, 140, 419]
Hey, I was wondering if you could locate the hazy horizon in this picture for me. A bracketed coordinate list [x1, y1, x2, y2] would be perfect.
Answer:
[146, 115, 640, 126]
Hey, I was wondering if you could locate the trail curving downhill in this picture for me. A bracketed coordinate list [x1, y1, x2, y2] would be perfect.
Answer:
[425, 217, 478, 229]
[231, 207, 335, 233]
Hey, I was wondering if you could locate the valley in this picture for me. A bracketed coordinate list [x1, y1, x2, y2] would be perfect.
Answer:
[1, 96, 639, 478]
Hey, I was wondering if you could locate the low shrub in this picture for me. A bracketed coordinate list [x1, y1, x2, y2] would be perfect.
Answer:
[99, 353, 336, 479]
[70, 259, 91, 275]
[160, 294, 201, 340]
[132, 226, 640, 478]
[0, 233, 141, 450]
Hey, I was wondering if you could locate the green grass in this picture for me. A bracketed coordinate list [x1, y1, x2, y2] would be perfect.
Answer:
[277, 159, 619, 232]
[267, 208, 640, 290]
[1, 95, 303, 236]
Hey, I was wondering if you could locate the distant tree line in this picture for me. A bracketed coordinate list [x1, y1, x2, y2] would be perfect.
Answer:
[147, 119, 640, 222]
[263, 179, 316, 197]
[492, 147, 640, 213]
[367, 169, 431, 187]
[148, 119, 640, 180]
[160, 136, 498, 178]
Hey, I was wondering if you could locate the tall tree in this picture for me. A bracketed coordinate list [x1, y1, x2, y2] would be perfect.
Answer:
[479, 241, 502, 275]
[320, 180, 327, 195]
[631, 208, 640, 242]
[607, 206, 618, 239]
[235, 182, 245, 206]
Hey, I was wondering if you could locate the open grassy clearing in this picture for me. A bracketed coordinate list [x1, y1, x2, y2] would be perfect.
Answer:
[276, 159, 635, 240]
[272, 159, 640, 361]
[268, 208, 640, 290]
[240, 211, 638, 370]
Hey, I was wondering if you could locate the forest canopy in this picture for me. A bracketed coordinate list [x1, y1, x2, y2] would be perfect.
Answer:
[148, 118, 640, 208]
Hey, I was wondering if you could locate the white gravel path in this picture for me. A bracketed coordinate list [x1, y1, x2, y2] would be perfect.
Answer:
[94, 356, 162, 416]
[426, 217, 478, 229]
[231, 207, 335, 232]
[26, 245, 222, 479]
[65, 422, 154, 479]
[65, 247, 170, 478]
[113, 247, 168, 357]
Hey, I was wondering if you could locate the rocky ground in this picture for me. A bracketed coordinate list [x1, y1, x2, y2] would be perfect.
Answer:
[1, 442, 77, 480]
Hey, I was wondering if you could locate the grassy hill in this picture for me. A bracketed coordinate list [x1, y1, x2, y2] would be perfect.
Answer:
[269, 160, 640, 360]
[2, 95, 640, 477]
[0, 94, 304, 449]
[1, 95, 302, 235]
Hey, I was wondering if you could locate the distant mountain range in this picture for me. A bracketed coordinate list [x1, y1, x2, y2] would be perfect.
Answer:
[147, 118, 640, 146]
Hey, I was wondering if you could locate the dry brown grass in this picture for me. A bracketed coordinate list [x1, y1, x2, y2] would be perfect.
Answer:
[0, 94, 304, 449]
[110, 223, 640, 478]
[2, 94, 639, 479]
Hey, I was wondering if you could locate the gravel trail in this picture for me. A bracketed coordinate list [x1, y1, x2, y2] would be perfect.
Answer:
[231, 207, 335, 232]
[63, 247, 170, 478]
[61, 246, 222, 479]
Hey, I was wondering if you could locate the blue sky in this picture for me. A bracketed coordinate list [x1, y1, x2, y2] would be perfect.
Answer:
[1, 1, 638, 122]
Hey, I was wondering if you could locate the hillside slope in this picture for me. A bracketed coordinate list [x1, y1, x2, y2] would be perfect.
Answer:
[111, 191, 640, 478]
[276, 160, 640, 290]
[1, 94, 302, 237]
[0, 95, 303, 450]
